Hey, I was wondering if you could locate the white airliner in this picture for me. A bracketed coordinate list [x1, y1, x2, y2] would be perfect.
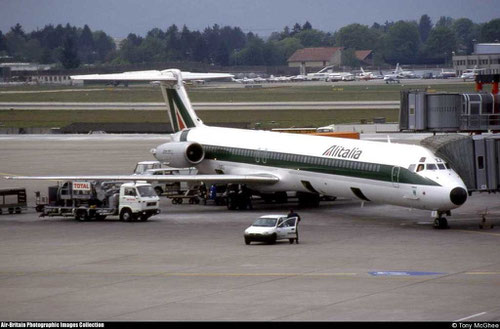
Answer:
[6, 69, 468, 228]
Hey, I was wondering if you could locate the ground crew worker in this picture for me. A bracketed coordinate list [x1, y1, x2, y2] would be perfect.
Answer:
[287, 209, 301, 244]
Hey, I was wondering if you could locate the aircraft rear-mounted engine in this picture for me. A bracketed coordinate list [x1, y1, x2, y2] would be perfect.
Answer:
[152, 142, 205, 168]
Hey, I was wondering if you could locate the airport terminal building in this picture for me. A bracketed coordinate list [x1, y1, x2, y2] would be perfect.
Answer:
[453, 43, 500, 75]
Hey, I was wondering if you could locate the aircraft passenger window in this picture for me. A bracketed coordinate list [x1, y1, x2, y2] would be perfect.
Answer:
[408, 164, 416, 172]
[427, 164, 437, 170]
[437, 164, 446, 170]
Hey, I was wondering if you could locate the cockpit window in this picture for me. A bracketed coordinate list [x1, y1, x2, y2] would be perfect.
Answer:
[427, 164, 437, 170]
[419, 157, 426, 162]
[437, 164, 446, 170]
[408, 164, 416, 172]
[416, 164, 424, 172]
[445, 163, 450, 169]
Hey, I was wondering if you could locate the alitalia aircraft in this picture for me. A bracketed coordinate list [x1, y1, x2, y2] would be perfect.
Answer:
[6, 69, 468, 228]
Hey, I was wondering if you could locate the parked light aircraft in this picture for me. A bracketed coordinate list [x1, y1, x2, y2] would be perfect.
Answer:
[394, 63, 417, 79]
[460, 66, 485, 81]
[5, 69, 468, 228]
[357, 67, 375, 80]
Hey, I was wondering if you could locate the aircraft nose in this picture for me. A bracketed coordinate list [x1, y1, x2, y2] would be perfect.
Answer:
[450, 187, 467, 206]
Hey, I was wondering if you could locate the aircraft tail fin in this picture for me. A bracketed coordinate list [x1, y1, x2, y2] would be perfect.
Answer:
[71, 69, 233, 133]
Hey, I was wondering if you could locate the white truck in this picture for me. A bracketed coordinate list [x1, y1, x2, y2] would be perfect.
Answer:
[36, 181, 160, 222]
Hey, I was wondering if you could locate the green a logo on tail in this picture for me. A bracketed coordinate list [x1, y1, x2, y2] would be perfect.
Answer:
[160, 84, 201, 132]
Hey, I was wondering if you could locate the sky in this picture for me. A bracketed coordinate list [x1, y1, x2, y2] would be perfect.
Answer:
[0, 0, 498, 38]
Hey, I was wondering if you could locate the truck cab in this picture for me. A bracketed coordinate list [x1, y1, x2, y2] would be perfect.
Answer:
[119, 182, 160, 221]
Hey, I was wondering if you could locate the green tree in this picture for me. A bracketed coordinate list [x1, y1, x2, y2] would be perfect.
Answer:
[423, 25, 456, 64]
[418, 14, 432, 43]
[436, 16, 454, 28]
[302, 21, 312, 30]
[480, 18, 500, 42]
[295, 29, 327, 47]
[0, 31, 6, 53]
[341, 48, 360, 68]
[59, 36, 80, 69]
[336, 24, 377, 49]
[452, 18, 478, 54]
[383, 20, 421, 64]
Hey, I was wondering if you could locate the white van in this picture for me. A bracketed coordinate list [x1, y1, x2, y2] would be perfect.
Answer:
[244, 215, 299, 245]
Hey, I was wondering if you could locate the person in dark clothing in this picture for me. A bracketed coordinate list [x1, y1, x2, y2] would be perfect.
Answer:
[287, 209, 300, 221]
[287, 209, 301, 244]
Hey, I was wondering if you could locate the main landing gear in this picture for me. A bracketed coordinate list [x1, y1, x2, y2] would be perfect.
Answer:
[433, 211, 450, 229]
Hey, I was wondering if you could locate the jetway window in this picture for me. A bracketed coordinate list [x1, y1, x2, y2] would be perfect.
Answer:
[471, 104, 480, 115]
[477, 156, 484, 170]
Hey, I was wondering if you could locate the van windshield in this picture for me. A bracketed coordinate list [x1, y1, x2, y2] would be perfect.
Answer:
[137, 186, 156, 197]
[252, 218, 278, 227]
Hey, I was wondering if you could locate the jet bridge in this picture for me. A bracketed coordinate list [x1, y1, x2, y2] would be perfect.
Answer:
[400, 91, 500, 132]
[421, 134, 500, 193]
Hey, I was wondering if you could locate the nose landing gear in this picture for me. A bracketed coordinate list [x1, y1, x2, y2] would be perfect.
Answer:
[433, 211, 450, 229]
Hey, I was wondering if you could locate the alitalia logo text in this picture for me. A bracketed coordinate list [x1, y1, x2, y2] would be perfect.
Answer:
[322, 145, 363, 159]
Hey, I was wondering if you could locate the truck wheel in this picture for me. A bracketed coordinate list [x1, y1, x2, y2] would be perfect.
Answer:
[120, 209, 133, 222]
[75, 210, 89, 221]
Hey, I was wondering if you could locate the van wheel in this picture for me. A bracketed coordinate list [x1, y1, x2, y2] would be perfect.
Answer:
[120, 209, 133, 222]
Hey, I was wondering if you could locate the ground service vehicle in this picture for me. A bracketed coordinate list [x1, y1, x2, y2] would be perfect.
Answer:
[0, 188, 27, 215]
[244, 215, 299, 245]
[36, 181, 160, 221]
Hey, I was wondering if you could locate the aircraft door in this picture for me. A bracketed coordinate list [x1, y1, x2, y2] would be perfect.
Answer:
[391, 166, 401, 188]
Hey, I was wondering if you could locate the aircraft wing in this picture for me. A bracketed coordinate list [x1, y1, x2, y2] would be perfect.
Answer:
[71, 70, 233, 82]
[4, 174, 279, 185]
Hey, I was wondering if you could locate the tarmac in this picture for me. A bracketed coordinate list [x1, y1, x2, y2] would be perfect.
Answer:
[1, 134, 500, 321]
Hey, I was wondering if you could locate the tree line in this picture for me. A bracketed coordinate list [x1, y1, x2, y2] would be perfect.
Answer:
[0, 16, 499, 69]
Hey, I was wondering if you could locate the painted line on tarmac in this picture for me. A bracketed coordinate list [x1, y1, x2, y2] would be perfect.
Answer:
[455, 311, 487, 322]
[0, 271, 358, 278]
[2, 271, 500, 279]
[457, 229, 500, 237]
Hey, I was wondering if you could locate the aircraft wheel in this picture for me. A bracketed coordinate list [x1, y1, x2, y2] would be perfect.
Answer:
[433, 217, 449, 229]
